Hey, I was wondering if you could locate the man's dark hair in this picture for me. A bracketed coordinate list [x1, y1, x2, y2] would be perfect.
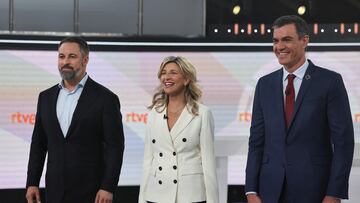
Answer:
[59, 37, 89, 56]
[272, 15, 309, 38]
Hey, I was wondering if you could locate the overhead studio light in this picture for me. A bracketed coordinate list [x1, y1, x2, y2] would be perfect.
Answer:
[233, 5, 241, 15]
[297, 5, 306, 15]
[228, 0, 252, 23]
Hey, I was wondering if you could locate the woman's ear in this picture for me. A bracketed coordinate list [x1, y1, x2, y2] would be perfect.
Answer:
[184, 78, 190, 86]
[184, 79, 190, 86]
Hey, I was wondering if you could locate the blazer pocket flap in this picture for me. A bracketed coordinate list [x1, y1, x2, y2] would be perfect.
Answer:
[181, 165, 203, 176]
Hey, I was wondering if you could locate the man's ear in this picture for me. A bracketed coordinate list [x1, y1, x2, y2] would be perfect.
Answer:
[83, 55, 89, 66]
[302, 35, 309, 48]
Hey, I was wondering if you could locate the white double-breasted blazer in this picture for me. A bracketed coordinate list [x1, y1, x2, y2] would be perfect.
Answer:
[139, 103, 219, 203]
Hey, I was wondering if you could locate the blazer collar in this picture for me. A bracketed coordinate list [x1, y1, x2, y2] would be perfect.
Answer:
[168, 104, 195, 141]
[276, 69, 287, 133]
[65, 77, 100, 138]
[49, 85, 63, 137]
[287, 59, 316, 130]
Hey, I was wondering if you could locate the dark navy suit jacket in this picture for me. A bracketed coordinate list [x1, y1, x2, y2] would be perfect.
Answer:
[245, 60, 354, 203]
[26, 77, 125, 203]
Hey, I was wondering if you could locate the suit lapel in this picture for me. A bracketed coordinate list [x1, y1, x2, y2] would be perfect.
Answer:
[169, 105, 195, 141]
[275, 69, 288, 132]
[49, 86, 64, 138]
[159, 110, 174, 146]
[66, 77, 99, 138]
[288, 60, 316, 130]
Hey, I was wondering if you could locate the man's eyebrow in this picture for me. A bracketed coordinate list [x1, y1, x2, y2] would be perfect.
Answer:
[273, 36, 293, 40]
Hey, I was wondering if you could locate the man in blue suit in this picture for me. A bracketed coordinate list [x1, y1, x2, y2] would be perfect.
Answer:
[245, 15, 354, 203]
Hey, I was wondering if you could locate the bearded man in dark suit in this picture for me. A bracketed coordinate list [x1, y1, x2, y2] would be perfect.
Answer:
[26, 37, 125, 203]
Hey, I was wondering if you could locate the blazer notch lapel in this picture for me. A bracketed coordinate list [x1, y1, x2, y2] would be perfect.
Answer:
[170, 107, 194, 141]
[275, 69, 287, 131]
[288, 62, 316, 130]
[50, 86, 65, 138]
[158, 111, 173, 146]
[66, 78, 98, 138]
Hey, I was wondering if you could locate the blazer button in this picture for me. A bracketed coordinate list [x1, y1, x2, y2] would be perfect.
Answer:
[173, 152, 176, 156]
[173, 165, 177, 170]
[159, 166, 162, 171]
[173, 179, 177, 184]
[159, 152, 163, 157]
[158, 180, 162, 184]
[152, 139, 156, 143]
[182, 138, 187, 142]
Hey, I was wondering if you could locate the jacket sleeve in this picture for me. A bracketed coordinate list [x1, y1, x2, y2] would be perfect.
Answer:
[245, 78, 265, 193]
[26, 93, 47, 187]
[200, 107, 219, 203]
[138, 111, 154, 203]
[100, 94, 125, 193]
[325, 74, 354, 199]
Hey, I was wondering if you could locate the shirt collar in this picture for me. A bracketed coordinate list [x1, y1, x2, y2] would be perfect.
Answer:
[282, 60, 309, 81]
[58, 73, 88, 90]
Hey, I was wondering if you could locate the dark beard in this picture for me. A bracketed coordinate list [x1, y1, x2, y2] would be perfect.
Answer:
[59, 65, 79, 80]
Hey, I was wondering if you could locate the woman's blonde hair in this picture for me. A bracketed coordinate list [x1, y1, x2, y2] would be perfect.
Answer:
[149, 56, 202, 115]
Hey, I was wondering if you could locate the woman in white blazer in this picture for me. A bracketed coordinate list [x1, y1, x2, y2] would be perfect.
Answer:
[139, 56, 219, 203]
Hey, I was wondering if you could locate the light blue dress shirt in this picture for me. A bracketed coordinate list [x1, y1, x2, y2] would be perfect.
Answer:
[282, 60, 309, 101]
[56, 74, 88, 137]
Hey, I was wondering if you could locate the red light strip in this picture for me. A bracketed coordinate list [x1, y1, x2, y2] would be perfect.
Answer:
[234, 23, 239, 35]
[247, 24, 252, 35]
[313, 23, 318, 35]
[354, 23, 358, 34]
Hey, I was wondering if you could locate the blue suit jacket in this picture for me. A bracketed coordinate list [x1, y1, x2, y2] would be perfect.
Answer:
[245, 60, 354, 203]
